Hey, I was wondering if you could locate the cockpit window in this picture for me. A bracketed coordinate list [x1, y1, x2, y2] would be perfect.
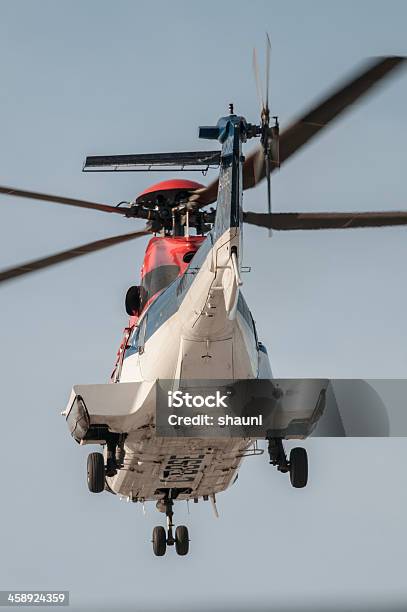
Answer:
[141, 264, 180, 305]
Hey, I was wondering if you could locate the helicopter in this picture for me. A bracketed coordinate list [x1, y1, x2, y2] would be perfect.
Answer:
[1, 42, 406, 556]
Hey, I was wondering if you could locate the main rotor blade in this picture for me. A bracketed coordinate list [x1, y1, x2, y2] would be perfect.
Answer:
[191, 56, 406, 208]
[0, 229, 149, 284]
[243, 210, 407, 230]
[265, 33, 271, 111]
[265, 156, 271, 216]
[188, 181, 219, 207]
[0, 185, 130, 215]
[243, 56, 406, 189]
[252, 48, 264, 112]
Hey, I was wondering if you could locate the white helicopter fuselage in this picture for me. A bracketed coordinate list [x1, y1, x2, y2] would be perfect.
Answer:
[109, 225, 272, 505]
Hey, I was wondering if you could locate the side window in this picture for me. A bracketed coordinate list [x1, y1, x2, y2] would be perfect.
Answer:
[250, 313, 259, 347]
[127, 316, 147, 355]
[137, 314, 148, 354]
[129, 326, 140, 352]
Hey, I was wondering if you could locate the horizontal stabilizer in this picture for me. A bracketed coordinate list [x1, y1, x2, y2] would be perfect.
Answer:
[83, 151, 221, 172]
[64, 381, 157, 441]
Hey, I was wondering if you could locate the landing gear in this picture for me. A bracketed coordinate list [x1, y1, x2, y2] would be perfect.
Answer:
[165, 498, 176, 547]
[152, 497, 190, 556]
[87, 452, 105, 493]
[175, 525, 189, 556]
[86, 436, 123, 493]
[289, 447, 308, 488]
[105, 439, 118, 477]
[266, 436, 308, 488]
[152, 526, 166, 557]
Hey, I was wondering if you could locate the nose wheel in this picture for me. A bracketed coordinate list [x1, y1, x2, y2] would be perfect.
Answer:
[152, 526, 166, 556]
[266, 436, 308, 488]
[152, 498, 190, 556]
[175, 525, 189, 556]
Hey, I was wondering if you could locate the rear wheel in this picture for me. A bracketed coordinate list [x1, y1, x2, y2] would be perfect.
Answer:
[175, 525, 189, 556]
[152, 526, 167, 557]
[87, 452, 105, 493]
[289, 447, 308, 488]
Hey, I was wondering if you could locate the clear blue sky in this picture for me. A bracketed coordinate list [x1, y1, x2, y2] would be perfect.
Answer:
[0, 1, 407, 610]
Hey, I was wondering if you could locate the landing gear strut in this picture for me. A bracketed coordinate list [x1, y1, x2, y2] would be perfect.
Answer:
[105, 439, 118, 477]
[86, 435, 123, 492]
[165, 498, 175, 546]
[266, 435, 308, 488]
[152, 496, 189, 556]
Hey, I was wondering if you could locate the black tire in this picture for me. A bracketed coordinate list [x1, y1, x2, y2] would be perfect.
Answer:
[87, 452, 105, 493]
[175, 525, 189, 556]
[152, 526, 167, 557]
[289, 447, 308, 488]
[125, 286, 141, 316]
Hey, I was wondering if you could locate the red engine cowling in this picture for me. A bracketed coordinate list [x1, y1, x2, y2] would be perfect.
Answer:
[128, 234, 205, 324]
